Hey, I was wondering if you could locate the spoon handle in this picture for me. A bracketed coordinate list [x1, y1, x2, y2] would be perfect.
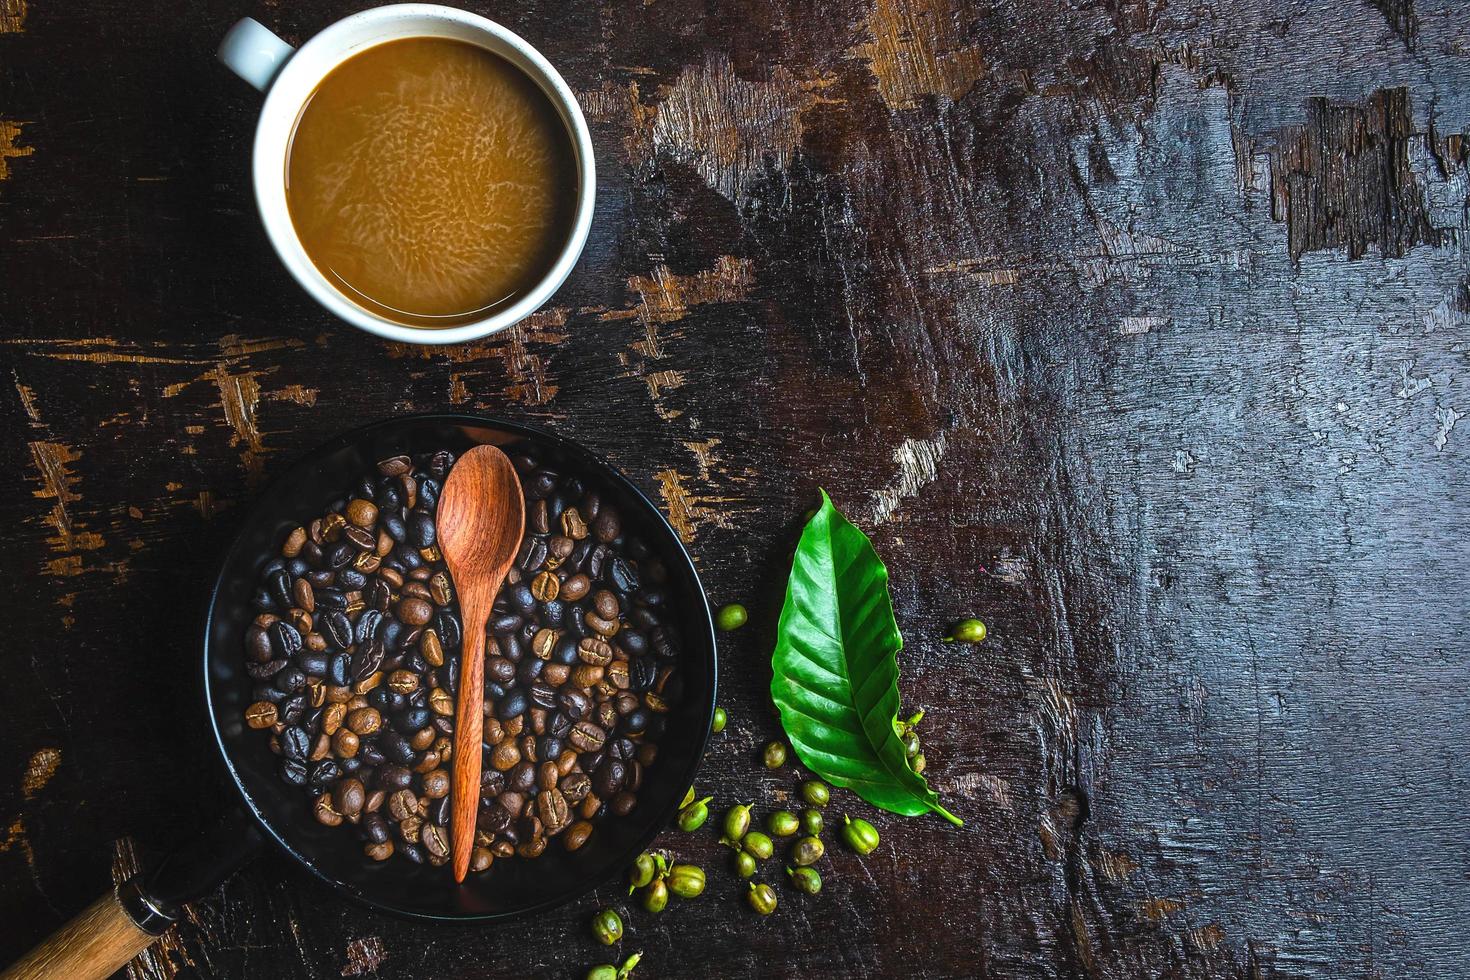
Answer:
[451, 609, 488, 883]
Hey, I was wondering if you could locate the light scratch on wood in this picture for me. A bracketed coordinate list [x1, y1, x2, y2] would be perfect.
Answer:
[341, 936, 387, 976]
[13, 371, 41, 421]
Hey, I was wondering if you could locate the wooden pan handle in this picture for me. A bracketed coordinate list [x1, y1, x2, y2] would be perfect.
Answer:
[1, 889, 156, 980]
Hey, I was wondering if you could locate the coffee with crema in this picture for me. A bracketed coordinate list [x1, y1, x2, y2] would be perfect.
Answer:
[285, 38, 576, 328]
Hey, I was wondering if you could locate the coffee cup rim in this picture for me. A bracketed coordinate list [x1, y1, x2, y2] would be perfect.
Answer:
[250, 4, 596, 345]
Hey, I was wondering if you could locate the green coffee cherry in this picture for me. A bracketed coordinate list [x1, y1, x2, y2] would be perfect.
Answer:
[747, 881, 778, 915]
[711, 706, 727, 733]
[791, 835, 824, 866]
[666, 863, 706, 899]
[587, 966, 618, 980]
[734, 850, 757, 878]
[676, 796, 712, 831]
[722, 803, 752, 840]
[766, 810, 799, 837]
[591, 907, 623, 946]
[628, 852, 657, 890]
[944, 618, 987, 644]
[841, 815, 880, 855]
[762, 741, 787, 768]
[900, 730, 921, 757]
[641, 878, 669, 913]
[617, 951, 643, 979]
[715, 603, 748, 631]
[911, 752, 926, 774]
[799, 780, 830, 807]
[787, 865, 822, 895]
[799, 808, 823, 836]
[742, 831, 774, 860]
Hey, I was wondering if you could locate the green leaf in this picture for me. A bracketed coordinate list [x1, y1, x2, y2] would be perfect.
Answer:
[770, 490, 961, 825]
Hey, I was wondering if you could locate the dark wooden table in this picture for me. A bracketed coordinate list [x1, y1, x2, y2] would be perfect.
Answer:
[4, 0, 1469, 976]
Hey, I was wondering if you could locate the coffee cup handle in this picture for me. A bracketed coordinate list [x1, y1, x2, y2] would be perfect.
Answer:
[217, 17, 295, 93]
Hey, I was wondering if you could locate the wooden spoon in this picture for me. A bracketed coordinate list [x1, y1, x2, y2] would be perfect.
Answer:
[437, 445, 526, 883]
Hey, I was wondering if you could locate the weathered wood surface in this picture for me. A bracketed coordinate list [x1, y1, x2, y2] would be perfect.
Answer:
[3, 0, 1469, 976]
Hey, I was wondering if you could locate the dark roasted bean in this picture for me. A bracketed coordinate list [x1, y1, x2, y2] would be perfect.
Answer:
[498, 690, 528, 721]
[279, 758, 308, 786]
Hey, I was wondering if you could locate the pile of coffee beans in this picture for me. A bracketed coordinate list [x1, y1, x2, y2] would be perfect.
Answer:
[242, 448, 684, 873]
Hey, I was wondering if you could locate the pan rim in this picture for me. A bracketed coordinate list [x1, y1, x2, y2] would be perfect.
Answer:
[202, 412, 718, 922]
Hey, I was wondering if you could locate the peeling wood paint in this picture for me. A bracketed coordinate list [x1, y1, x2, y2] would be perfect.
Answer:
[851, 0, 985, 109]
[683, 438, 722, 480]
[21, 748, 59, 798]
[27, 440, 102, 554]
[212, 365, 267, 481]
[872, 431, 947, 523]
[0, 120, 32, 180]
[653, 468, 735, 542]
[650, 54, 821, 200]
[1265, 88, 1447, 260]
[0, 0, 23, 32]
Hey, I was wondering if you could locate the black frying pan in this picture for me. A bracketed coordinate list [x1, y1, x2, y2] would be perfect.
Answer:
[3, 414, 717, 979]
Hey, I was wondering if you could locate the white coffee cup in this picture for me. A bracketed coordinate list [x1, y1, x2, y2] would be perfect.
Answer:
[217, 5, 596, 345]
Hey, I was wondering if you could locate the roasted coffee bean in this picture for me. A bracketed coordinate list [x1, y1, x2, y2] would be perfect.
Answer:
[498, 690, 528, 721]
[280, 726, 311, 760]
[346, 706, 382, 736]
[434, 610, 461, 650]
[606, 661, 630, 689]
[491, 741, 521, 772]
[421, 823, 449, 859]
[569, 721, 607, 753]
[333, 778, 365, 817]
[351, 642, 384, 684]
[319, 611, 351, 651]
[313, 793, 342, 826]
[245, 701, 277, 729]
[481, 656, 516, 688]
[608, 557, 638, 592]
[591, 590, 620, 620]
[363, 813, 391, 846]
[577, 638, 614, 666]
[421, 768, 450, 799]
[531, 628, 559, 660]
[609, 792, 637, 817]
[508, 761, 537, 794]
[279, 758, 308, 786]
[554, 772, 591, 811]
[269, 621, 302, 659]
[593, 508, 621, 544]
[538, 788, 571, 833]
[558, 688, 591, 719]
[593, 759, 626, 798]
[529, 683, 558, 711]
